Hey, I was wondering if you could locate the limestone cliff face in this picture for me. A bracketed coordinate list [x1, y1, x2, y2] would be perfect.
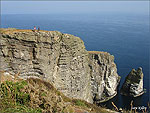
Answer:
[88, 51, 120, 103]
[120, 67, 144, 97]
[0, 28, 120, 103]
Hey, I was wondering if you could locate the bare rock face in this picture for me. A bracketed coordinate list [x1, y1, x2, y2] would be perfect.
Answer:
[88, 51, 120, 103]
[120, 67, 144, 97]
[0, 28, 120, 103]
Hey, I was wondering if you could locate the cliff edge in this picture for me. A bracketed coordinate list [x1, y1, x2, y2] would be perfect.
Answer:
[0, 28, 120, 103]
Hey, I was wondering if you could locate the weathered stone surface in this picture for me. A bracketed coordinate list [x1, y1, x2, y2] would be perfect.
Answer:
[120, 67, 144, 97]
[0, 29, 92, 103]
[88, 51, 120, 103]
[0, 28, 120, 103]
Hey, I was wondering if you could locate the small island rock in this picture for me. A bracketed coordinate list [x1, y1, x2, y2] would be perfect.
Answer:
[120, 67, 144, 97]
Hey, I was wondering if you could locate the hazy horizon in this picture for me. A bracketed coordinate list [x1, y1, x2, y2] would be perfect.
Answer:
[1, 1, 149, 15]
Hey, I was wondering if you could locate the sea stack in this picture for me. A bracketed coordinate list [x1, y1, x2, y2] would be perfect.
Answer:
[120, 67, 144, 97]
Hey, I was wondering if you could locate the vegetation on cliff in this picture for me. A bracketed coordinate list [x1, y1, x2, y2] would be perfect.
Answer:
[0, 71, 118, 113]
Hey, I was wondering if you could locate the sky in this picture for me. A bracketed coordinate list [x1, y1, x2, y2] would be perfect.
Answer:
[1, 1, 149, 15]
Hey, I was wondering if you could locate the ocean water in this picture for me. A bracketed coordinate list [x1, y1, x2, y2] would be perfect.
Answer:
[1, 13, 149, 111]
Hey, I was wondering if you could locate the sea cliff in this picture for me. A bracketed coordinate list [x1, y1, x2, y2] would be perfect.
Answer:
[0, 28, 120, 104]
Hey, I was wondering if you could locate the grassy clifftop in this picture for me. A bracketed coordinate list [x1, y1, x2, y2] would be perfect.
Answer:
[0, 72, 117, 113]
[0, 28, 51, 34]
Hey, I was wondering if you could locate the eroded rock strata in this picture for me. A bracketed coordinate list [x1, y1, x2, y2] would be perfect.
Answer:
[0, 28, 120, 103]
[88, 51, 120, 103]
[120, 67, 144, 97]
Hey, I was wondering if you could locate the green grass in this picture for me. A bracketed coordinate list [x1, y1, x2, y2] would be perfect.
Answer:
[74, 100, 87, 107]
[1, 105, 42, 113]
[0, 78, 120, 113]
[0, 80, 42, 113]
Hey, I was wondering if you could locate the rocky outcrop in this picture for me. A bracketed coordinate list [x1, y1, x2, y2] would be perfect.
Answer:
[0, 28, 120, 103]
[120, 67, 144, 97]
[88, 51, 120, 103]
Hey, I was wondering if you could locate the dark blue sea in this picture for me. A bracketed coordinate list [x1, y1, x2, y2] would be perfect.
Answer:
[1, 13, 149, 111]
